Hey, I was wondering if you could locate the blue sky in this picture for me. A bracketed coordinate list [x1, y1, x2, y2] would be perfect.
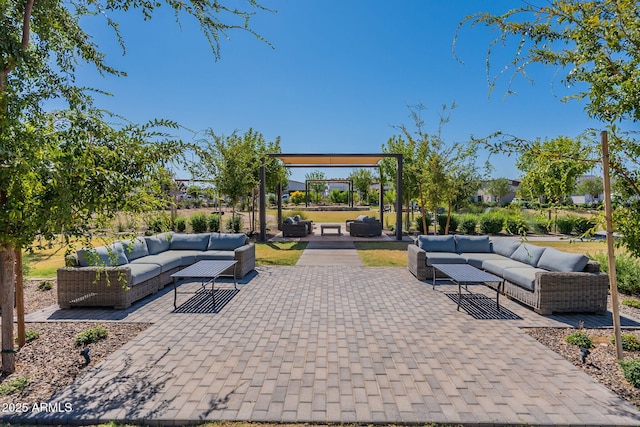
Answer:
[80, 0, 604, 183]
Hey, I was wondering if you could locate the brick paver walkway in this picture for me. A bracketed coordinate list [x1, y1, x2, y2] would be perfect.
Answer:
[14, 264, 640, 425]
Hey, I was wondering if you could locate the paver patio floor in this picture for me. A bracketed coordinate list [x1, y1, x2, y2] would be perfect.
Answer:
[14, 266, 640, 425]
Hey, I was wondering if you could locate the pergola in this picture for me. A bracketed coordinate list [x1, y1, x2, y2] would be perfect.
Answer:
[258, 153, 403, 241]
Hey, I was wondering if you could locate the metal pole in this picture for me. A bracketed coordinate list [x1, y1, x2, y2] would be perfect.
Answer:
[379, 166, 384, 227]
[395, 154, 403, 241]
[277, 182, 283, 231]
[259, 159, 266, 242]
[601, 131, 623, 359]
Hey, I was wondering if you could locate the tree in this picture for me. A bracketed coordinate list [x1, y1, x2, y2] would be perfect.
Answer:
[516, 136, 592, 206]
[485, 178, 512, 203]
[349, 169, 374, 204]
[577, 177, 604, 199]
[0, 0, 272, 373]
[306, 170, 327, 204]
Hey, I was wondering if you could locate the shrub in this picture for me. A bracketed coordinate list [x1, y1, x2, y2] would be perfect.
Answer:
[289, 191, 305, 205]
[505, 217, 528, 236]
[414, 215, 433, 234]
[611, 334, 640, 351]
[208, 213, 221, 232]
[189, 213, 208, 233]
[574, 217, 597, 235]
[623, 299, 640, 309]
[36, 280, 53, 291]
[75, 325, 108, 346]
[479, 214, 504, 235]
[174, 216, 186, 232]
[146, 213, 171, 234]
[565, 331, 593, 348]
[530, 218, 552, 234]
[0, 377, 29, 395]
[437, 214, 458, 235]
[593, 252, 640, 296]
[556, 216, 576, 234]
[226, 215, 242, 233]
[459, 216, 477, 235]
[619, 359, 640, 388]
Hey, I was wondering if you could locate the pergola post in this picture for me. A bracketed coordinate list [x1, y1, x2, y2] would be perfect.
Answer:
[259, 158, 266, 242]
[395, 154, 403, 241]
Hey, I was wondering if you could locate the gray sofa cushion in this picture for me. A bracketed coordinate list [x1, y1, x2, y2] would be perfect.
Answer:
[208, 233, 247, 251]
[510, 243, 546, 267]
[130, 251, 183, 272]
[145, 232, 173, 255]
[502, 267, 546, 291]
[455, 235, 491, 254]
[417, 235, 456, 252]
[121, 238, 150, 261]
[197, 250, 236, 261]
[425, 252, 466, 266]
[482, 259, 531, 277]
[491, 238, 521, 257]
[77, 242, 128, 267]
[170, 233, 210, 251]
[128, 263, 162, 286]
[283, 217, 295, 224]
[462, 253, 511, 269]
[355, 215, 368, 222]
[537, 247, 589, 272]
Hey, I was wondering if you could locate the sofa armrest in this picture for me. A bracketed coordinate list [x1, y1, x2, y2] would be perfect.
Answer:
[57, 266, 134, 309]
[534, 271, 609, 313]
[407, 244, 427, 280]
[233, 243, 256, 278]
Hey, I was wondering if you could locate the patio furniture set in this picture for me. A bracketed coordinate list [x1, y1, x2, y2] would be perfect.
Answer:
[408, 234, 609, 314]
[281, 214, 382, 238]
[58, 232, 255, 309]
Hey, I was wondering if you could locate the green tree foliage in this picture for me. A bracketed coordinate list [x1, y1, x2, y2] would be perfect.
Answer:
[305, 170, 327, 204]
[349, 169, 374, 203]
[0, 0, 272, 372]
[485, 178, 511, 203]
[576, 177, 604, 198]
[516, 136, 592, 205]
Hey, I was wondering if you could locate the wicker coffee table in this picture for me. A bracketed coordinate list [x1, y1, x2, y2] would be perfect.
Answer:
[170, 260, 237, 310]
[431, 263, 503, 311]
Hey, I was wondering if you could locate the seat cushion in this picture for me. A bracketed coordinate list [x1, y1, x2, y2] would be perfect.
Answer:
[510, 243, 546, 267]
[537, 248, 589, 272]
[170, 233, 210, 251]
[121, 238, 150, 261]
[482, 259, 531, 277]
[196, 250, 236, 261]
[425, 252, 466, 266]
[491, 238, 521, 257]
[130, 252, 183, 272]
[128, 263, 162, 286]
[77, 242, 128, 267]
[455, 235, 491, 254]
[503, 267, 546, 291]
[144, 232, 173, 255]
[208, 233, 247, 250]
[462, 253, 511, 269]
[417, 235, 456, 253]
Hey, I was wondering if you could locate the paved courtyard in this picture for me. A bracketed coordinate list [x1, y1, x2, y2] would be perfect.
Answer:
[14, 262, 640, 425]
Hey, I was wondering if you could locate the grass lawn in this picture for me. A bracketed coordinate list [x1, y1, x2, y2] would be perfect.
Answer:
[355, 241, 408, 267]
[255, 242, 307, 266]
[271, 208, 381, 223]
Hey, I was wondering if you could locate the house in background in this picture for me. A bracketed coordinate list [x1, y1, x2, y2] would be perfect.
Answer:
[475, 179, 521, 203]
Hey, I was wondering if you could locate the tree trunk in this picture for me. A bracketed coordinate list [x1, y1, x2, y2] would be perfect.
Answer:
[1, 247, 16, 373]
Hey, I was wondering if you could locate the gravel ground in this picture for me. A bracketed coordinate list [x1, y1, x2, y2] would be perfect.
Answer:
[1, 279, 639, 411]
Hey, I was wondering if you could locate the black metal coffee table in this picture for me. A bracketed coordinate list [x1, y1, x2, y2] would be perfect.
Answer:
[431, 263, 504, 311]
[170, 260, 237, 310]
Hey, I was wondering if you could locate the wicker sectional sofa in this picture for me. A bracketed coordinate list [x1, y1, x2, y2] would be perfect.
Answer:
[57, 232, 255, 309]
[408, 235, 609, 314]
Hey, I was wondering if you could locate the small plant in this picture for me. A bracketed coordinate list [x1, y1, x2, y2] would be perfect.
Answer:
[36, 280, 53, 291]
[622, 299, 640, 309]
[556, 216, 576, 234]
[174, 216, 186, 233]
[505, 217, 528, 235]
[459, 216, 477, 235]
[619, 359, 640, 388]
[530, 218, 552, 234]
[593, 252, 640, 296]
[437, 214, 458, 235]
[226, 215, 242, 233]
[0, 377, 29, 395]
[565, 331, 593, 348]
[146, 213, 171, 234]
[414, 215, 433, 234]
[189, 213, 208, 233]
[24, 329, 40, 343]
[574, 217, 597, 235]
[75, 325, 108, 347]
[208, 213, 221, 232]
[479, 214, 504, 235]
[611, 334, 640, 351]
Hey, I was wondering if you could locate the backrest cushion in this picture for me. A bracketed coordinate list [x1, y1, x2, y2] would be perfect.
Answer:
[144, 232, 173, 255]
[283, 217, 295, 225]
[121, 237, 149, 261]
[293, 215, 301, 222]
[170, 233, 210, 251]
[454, 235, 491, 253]
[491, 239, 521, 257]
[537, 247, 590, 272]
[77, 242, 128, 267]
[355, 215, 368, 222]
[416, 235, 456, 253]
[208, 233, 248, 251]
[510, 243, 546, 267]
